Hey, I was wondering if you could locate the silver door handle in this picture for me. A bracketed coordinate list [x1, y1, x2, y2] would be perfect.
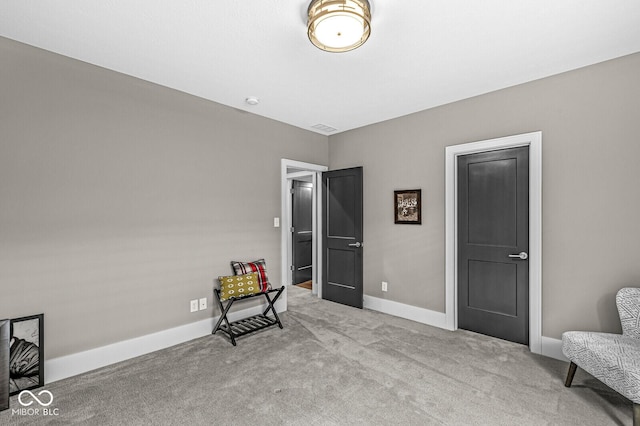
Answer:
[348, 242, 362, 248]
[508, 252, 528, 260]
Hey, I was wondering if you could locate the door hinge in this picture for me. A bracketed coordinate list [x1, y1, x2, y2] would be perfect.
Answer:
[290, 227, 295, 233]
[290, 188, 295, 194]
[290, 265, 295, 271]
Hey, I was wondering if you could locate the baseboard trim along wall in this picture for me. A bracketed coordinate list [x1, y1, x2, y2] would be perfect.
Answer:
[364, 294, 569, 363]
[47, 295, 566, 384]
[540, 336, 568, 362]
[363, 295, 448, 330]
[45, 300, 285, 384]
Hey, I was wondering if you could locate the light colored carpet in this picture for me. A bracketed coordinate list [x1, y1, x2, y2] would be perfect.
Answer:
[1, 285, 632, 425]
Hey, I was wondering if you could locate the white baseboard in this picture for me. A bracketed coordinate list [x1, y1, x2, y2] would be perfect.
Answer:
[45, 300, 285, 384]
[45, 293, 563, 385]
[363, 295, 448, 329]
[540, 336, 568, 362]
[364, 295, 568, 363]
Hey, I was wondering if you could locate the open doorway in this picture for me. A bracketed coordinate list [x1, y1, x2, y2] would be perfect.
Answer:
[291, 179, 313, 288]
[280, 159, 328, 301]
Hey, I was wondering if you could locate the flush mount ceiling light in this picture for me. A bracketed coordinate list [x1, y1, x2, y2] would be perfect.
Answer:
[307, 0, 371, 53]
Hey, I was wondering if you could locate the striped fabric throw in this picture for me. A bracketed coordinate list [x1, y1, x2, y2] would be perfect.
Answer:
[231, 259, 271, 292]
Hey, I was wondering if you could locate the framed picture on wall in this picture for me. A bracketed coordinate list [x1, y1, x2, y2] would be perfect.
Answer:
[9, 314, 44, 395]
[394, 189, 422, 225]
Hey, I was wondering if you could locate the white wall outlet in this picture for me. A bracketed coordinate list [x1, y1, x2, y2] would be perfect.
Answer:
[190, 299, 198, 313]
[382, 281, 388, 292]
[274, 217, 280, 227]
[199, 297, 207, 310]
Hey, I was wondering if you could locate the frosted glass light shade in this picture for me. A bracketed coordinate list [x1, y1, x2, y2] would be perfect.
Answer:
[307, 0, 371, 53]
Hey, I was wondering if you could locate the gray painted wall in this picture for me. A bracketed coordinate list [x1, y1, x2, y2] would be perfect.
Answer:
[2, 35, 639, 361]
[0, 37, 329, 358]
[328, 52, 640, 339]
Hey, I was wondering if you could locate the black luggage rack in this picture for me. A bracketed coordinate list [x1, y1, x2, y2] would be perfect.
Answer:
[212, 286, 284, 346]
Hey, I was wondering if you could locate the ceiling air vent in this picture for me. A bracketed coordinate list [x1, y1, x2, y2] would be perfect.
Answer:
[311, 123, 337, 133]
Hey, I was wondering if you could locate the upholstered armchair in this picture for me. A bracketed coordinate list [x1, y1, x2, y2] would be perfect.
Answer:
[562, 287, 640, 426]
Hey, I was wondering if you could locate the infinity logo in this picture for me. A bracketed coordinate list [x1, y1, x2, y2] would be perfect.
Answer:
[18, 390, 54, 407]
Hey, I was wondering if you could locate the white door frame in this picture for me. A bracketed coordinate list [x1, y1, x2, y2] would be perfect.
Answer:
[444, 132, 542, 354]
[281, 159, 328, 301]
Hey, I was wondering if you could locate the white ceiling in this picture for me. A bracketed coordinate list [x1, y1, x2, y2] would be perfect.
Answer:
[2, 1, 640, 135]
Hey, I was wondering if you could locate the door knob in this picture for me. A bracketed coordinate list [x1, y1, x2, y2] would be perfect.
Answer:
[348, 242, 362, 248]
[508, 252, 528, 260]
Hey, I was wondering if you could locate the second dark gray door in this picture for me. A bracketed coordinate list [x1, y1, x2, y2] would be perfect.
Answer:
[458, 147, 529, 344]
[292, 180, 313, 285]
[322, 167, 363, 309]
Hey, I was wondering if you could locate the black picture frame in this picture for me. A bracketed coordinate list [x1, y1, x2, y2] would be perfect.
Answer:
[0, 319, 9, 411]
[9, 314, 44, 396]
[394, 189, 422, 224]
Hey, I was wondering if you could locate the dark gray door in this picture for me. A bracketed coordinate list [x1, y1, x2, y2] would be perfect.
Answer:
[322, 167, 363, 309]
[458, 147, 529, 344]
[292, 180, 313, 285]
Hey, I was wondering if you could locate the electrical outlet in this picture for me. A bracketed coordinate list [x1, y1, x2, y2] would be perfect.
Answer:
[190, 299, 198, 313]
[199, 297, 207, 310]
[382, 281, 388, 292]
